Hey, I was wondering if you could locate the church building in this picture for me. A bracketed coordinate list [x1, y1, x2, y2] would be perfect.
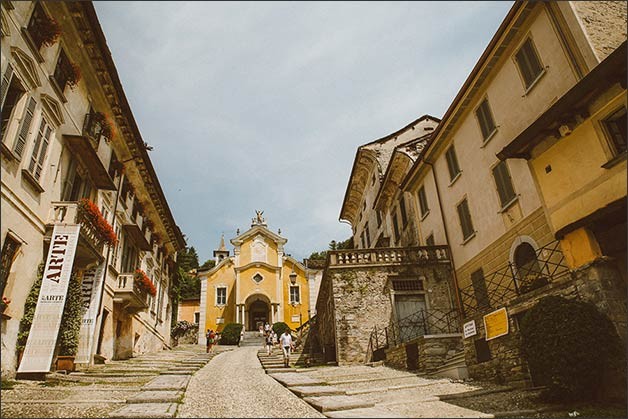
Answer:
[197, 212, 315, 344]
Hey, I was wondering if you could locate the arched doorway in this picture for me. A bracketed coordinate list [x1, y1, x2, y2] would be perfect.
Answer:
[246, 296, 270, 331]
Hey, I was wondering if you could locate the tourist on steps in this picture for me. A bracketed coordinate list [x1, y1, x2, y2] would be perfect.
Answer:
[280, 329, 294, 367]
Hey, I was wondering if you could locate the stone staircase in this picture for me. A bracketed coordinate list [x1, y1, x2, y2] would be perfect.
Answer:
[429, 350, 469, 380]
[239, 331, 265, 347]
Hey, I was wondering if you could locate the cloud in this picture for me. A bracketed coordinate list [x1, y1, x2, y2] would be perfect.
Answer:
[94, 1, 512, 262]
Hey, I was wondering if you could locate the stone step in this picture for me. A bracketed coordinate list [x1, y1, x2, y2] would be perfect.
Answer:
[303, 395, 375, 413]
[325, 406, 401, 418]
[266, 367, 297, 374]
[141, 375, 190, 391]
[126, 391, 183, 404]
[109, 402, 177, 418]
[269, 372, 327, 387]
[289, 385, 346, 397]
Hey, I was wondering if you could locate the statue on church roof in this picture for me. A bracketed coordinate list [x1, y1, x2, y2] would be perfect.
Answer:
[252, 210, 267, 226]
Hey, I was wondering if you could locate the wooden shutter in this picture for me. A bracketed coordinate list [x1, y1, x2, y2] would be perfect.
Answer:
[457, 198, 474, 239]
[418, 186, 428, 216]
[13, 97, 36, 158]
[29, 118, 52, 180]
[1, 65, 14, 109]
[446, 146, 460, 180]
[492, 162, 515, 207]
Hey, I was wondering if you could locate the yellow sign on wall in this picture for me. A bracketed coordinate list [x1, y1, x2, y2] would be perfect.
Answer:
[483, 307, 509, 341]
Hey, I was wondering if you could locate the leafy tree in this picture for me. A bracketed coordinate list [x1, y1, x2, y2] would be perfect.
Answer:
[178, 246, 199, 272]
[309, 237, 354, 260]
[178, 267, 200, 300]
[199, 259, 216, 270]
[307, 251, 327, 261]
[57, 272, 83, 356]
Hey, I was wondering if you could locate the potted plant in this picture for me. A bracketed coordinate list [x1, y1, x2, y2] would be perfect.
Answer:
[77, 198, 118, 247]
[28, 7, 61, 49]
[134, 269, 157, 297]
[66, 61, 81, 90]
[91, 111, 114, 141]
[55, 272, 83, 372]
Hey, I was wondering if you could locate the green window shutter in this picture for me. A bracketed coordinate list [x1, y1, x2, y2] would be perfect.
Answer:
[492, 161, 515, 207]
[13, 97, 36, 158]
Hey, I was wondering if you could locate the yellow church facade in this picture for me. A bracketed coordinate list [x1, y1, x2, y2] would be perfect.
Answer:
[197, 212, 312, 343]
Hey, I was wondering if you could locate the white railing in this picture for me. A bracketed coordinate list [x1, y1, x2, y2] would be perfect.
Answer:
[329, 246, 450, 267]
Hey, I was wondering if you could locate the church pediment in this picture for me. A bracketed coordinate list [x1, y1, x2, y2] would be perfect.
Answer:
[235, 261, 280, 273]
[230, 225, 287, 247]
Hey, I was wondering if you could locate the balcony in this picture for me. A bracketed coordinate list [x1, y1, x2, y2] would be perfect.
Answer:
[63, 134, 116, 190]
[114, 273, 149, 314]
[328, 246, 450, 267]
[46, 201, 105, 266]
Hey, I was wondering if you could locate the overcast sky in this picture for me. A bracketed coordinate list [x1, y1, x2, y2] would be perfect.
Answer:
[94, 1, 513, 264]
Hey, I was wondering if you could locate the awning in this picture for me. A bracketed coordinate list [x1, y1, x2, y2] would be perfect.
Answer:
[122, 224, 152, 251]
[498, 41, 626, 160]
[63, 135, 116, 190]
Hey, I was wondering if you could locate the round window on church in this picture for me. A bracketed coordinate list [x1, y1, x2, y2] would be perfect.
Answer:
[253, 273, 263, 283]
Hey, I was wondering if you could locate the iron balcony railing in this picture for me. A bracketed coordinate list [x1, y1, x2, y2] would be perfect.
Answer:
[366, 307, 460, 362]
[458, 240, 570, 317]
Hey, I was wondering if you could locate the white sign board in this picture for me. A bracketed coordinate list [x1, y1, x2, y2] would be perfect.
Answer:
[463, 320, 477, 339]
[75, 262, 105, 364]
[18, 225, 80, 373]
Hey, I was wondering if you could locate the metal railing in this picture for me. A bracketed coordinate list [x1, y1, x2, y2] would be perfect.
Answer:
[458, 240, 570, 316]
[48, 201, 104, 251]
[329, 245, 450, 267]
[366, 307, 460, 362]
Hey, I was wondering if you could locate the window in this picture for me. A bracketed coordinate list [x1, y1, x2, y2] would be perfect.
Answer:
[26, 116, 52, 181]
[289, 285, 300, 304]
[0, 235, 21, 299]
[474, 338, 492, 363]
[399, 195, 408, 227]
[376, 210, 382, 228]
[120, 237, 138, 273]
[475, 98, 496, 141]
[26, 2, 54, 50]
[515, 38, 544, 89]
[216, 287, 227, 305]
[364, 222, 370, 248]
[445, 145, 461, 181]
[62, 158, 93, 201]
[492, 161, 516, 208]
[360, 231, 366, 249]
[253, 273, 263, 283]
[425, 234, 435, 246]
[471, 268, 490, 309]
[392, 210, 400, 243]
[417, 186, 429, 217]
[194, 312, 200, 324]
[603, 107, 627, 155]
[457, 198, 475, 240]
[1, 65, 27, 142]
[52, 48, 74, 92]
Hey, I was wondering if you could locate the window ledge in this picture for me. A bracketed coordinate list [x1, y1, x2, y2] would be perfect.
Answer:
[420, 209, 430, 221]
[21, 169, 45, 193]
[480, 129, 498, 148]
[448, 171, 462, 187]
[48, 75, 67, 104]
[1, 142, 20, 161]
[461, 232, 477, 246]
[601, 152, 626, 169]
[521, 68, 547, 96]
[498, 196, 519, 213]
[20, 27, 44, 63]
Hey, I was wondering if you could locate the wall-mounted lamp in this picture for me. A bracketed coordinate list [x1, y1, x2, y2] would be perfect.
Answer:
[289, 271, 297, 285]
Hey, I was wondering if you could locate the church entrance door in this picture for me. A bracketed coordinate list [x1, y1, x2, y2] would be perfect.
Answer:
[248, 299, 269, 331]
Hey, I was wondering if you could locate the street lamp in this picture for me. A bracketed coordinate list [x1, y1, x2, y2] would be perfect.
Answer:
[289, 271, 297, 285]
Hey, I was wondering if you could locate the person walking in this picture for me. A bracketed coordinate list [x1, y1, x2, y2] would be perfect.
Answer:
[205, 329, 212, 353]
[280, 329, 294, 367]
[265, 330, 274, 356]
[208, 329, 217, 353]
[264, 322, 271, 334]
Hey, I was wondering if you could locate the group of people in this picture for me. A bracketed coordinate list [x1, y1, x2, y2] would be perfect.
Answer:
[205, 329, 219, 353]
[261, 322, 295, 367]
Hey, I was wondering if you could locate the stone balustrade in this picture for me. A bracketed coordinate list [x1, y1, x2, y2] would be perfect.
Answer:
[328, 246, 450, 267]
[47, 201, 104, 253]
[115, 273, 149, 312]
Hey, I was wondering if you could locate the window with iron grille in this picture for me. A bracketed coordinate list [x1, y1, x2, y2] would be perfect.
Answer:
[290, 285, 300, 304]
[471, 268, 490, 309]
[391, 279, 424, 291]
[475, 98, 496, 141]
[457, 198, 475, 240]
[418, 186, 429, 217]
[515, 38, 544, 89]
[445, 145, 461, 181]
[399, 195, 408, 227]
[216, 287, 227, 305]
[492, 161, 516, 208]
[603, 107, 627, 156]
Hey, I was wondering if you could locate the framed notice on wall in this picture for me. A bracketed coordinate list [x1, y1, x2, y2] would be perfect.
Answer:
[483, 307, 509, 341]
[463, 320, 477, 339]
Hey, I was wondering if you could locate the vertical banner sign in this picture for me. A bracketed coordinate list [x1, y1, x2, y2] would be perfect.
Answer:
[74, 262, 105, 364]
[18, 225, 80, 373]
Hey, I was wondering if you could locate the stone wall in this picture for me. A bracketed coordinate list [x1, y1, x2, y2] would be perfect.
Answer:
[463, 257, 627, 391]
[384, 343, 407, 370]
[572, 1, 627, 61]
[417, 334, 464, 373]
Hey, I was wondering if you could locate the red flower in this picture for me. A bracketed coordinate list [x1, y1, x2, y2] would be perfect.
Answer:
[134, 269, 157, 296]
[78, 198, 118, 247]
[2, 296, 10, 305]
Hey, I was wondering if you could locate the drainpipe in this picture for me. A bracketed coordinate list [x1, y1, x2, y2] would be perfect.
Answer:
[420, 156, 464, 322]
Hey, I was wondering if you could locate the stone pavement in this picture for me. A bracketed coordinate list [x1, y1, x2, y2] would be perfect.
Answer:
[259, 349, 494, 418]
[1, 344, 230, 418]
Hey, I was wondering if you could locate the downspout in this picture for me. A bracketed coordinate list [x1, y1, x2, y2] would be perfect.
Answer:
[420, 156, 464, 322]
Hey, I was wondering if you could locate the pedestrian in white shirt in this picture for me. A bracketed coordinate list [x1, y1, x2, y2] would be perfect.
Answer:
[280, 329, 294, 367]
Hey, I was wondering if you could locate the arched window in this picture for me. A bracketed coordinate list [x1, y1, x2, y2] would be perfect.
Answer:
[513, 242, 546, 293]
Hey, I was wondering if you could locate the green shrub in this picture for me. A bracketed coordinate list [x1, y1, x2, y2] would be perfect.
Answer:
[16, 264, 44, 354]
[272, 321, 291, 337]
[219, 322, 243, 345]
[57, 271, 83, 356]
[520, 295, 624, 401]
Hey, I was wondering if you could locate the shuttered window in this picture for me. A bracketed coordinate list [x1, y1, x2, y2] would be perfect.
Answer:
[392, 210, 400, 243]
[1, 65, 15, 108]
[364, 222, 370, 248]
[27, 116, 52, 181]
[475, 99, 496, 141]
[399, 195, 408, 227]
[1, 66, 27, 142]
[13, 97, 36, 158]
[492, 161, 516, 208]
[445, 145, 461, 181]
[457, 198, 475, 240]
[603, 108, 627, 155]
[417, 186, 429, 217]
[515, 38, 544, 89]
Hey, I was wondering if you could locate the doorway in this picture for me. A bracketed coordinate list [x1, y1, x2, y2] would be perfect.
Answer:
[248, 299, 269, 331]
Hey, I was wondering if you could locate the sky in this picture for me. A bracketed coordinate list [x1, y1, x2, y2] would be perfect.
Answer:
[94, 1, 513, 264]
